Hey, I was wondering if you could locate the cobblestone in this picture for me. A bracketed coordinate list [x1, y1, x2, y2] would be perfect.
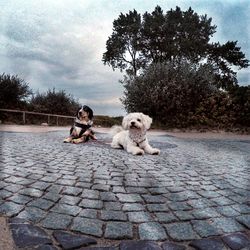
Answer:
[210, 217, 245, 233]
[71, 217, 104, 237]
[191, 220, 222, 237]
[17, 206, 47, 223]
[100, 210, 127, 221]
[10, 223, 52, 248]
[165, 222, 199, 241]
[190, 238, 227, 250]
[222, 232, 250, 249]
[123, 203, 145, 211]
[236, 215, 250, 229]
[40, 212, 72, 229]
[139, 222, 168, 240]
[0, 130, 249, 249]
[192, 207, 220, 219]
[104, 222, 133, 239]
[120, 241, 161, 250]
[128, 211, 153, 222]
[0, 201, 24, 216]
[53, 230, 97, 249]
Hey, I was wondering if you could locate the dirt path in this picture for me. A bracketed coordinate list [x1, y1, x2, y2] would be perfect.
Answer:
[0, 217, 15, 250]
[0, 124, 249, 140]
[0, 124, 68, 133]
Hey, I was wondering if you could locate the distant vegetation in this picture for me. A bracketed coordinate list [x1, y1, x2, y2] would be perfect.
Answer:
[0, 73, 121, 126]
[0, 73, 32, 110]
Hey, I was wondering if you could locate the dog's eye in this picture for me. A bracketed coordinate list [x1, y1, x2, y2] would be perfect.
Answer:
[137, 119, 141, 122]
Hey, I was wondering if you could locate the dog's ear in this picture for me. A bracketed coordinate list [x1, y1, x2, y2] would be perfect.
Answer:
[122, 114, 130, 130]
[83, 105, 93, 120]
[142, 113, 152, 130]
[87, 107, 93, 120]
[76, 108, 81, 119]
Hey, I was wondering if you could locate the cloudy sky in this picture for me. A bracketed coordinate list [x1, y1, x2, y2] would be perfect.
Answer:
[0, 0, 249, 116]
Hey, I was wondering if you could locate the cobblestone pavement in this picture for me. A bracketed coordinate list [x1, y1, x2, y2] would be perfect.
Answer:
[0, 130, 250, 250]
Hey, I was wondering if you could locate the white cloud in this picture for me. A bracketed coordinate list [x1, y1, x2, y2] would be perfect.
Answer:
[80, 97, 122, 106]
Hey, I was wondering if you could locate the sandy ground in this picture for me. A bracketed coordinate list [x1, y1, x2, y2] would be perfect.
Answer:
[0, 124, 249, 140]
[0, 124, 68, 133]
[0, 217, 15, 250]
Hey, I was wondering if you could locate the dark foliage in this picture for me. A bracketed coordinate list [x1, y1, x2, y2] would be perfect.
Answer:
[121, 62, 216, 127]
[121, 62, 249, 130]
[29, 88, 80, 116]
[229, 86, 250, 127]
[0, 73, 32, 109]
[102, 9, 143, 76]
[103, 5, 248, 90]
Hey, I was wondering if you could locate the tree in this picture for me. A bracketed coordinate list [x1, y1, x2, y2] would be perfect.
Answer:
[102, 10, 144, 76]
[141, 6, 216, 64]
[30, 88, 80, 116]
[193, 91, 235, 128]
[0, 73, 32, 109]
[121, 61, 217, 127]
[229, 85, 250, 127]
[103, 6, 249, 90]
[207, 41, 249, 90]
[105, 5, 249, 129]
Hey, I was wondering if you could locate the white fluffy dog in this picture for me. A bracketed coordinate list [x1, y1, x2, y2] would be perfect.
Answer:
[111, 112, 160, 155]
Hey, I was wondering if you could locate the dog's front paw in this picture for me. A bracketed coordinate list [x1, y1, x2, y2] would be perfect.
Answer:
[151, 148, 160, 155]
[72, 138, 83, 144]
[72, 135, 87, 144]
[133, 149, 145, 155]
[63, 137, 72, 143]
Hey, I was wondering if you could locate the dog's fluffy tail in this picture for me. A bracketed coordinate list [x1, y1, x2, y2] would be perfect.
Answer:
[109, 125, 123, 137]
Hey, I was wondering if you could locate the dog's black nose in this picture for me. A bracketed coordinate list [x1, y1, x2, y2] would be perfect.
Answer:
[131, 121, 135, 125]
[79, 111, 82, 115]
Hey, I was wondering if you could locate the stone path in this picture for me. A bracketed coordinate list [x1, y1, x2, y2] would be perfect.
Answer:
[0, 130, 249, 249]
